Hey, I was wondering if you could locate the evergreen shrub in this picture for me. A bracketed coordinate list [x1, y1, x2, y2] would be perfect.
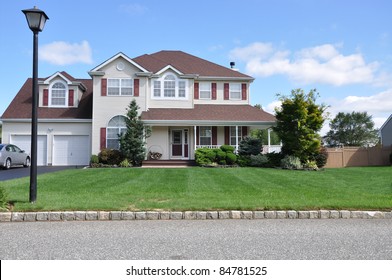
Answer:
[250, 154, 269, 167]
[281, 155, 303, 170]
[98, 149, 124, 165]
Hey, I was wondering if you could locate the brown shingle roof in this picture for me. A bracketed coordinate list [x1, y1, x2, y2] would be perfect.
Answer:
[1, 77, 92, 120]
[133, 51, 253, 79]
[141, 105, 275, 124]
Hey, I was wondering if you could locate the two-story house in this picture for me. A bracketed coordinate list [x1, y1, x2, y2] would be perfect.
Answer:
[1, 51, 275, 166]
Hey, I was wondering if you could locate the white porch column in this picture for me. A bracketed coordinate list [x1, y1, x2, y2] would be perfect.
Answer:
[267, 128, 272, 154]
[194, 125, 197, 150]
[268, 128, 271, 146]
[235, 125, 239, 152]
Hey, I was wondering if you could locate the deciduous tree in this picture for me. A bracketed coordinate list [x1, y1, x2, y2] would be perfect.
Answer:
[325, 111, 379, 147]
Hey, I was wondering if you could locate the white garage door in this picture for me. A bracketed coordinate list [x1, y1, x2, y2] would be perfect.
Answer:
[11, 135, 47, 166]
[53, 135, 89, 166]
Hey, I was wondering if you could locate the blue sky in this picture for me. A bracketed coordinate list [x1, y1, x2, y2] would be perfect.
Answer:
[1, 0, 391, 134]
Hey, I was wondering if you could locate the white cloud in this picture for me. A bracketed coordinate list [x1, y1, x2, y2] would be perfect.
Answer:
[40, 40, 93, 65]
[264, 100, 281, 115]
[330, 89, 392, 114]
[119, 3, 148, 16]
[230, 42, 379, 86]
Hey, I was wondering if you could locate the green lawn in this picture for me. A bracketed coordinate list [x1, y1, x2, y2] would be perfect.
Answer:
[1, 167, 392, 211]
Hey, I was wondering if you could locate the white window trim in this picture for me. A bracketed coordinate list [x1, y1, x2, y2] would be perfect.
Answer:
[49, 80, 68, 108]
[199, 82, 211, 100]
[152, 72, 188, 100]
[229, 83, 241, 100]
[107, 78, 134, 96]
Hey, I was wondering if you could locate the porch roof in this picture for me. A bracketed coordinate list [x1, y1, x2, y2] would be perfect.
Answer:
[141, 105, 276, 127]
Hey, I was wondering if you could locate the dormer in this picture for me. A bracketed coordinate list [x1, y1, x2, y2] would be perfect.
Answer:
[151, 66, 190, 100]
[39, 71, 87, 108]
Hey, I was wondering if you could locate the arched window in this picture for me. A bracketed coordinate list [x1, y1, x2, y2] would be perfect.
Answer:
[50, 81, 67, 106]
[164, 75, 176, 97]
[152, 72, 188, 99]
[107, 115, 127, 149]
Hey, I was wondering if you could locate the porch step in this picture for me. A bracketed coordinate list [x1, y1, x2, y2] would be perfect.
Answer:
[142, 160, 197, 168]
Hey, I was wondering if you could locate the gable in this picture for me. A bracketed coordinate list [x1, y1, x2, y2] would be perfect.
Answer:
[89, 52, 149, 75]
[380, 114, 392, 132]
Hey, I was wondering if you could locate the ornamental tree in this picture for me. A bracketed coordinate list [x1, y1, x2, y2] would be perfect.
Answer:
[273, 89, 328, 162]
[119, 99, 151, 166]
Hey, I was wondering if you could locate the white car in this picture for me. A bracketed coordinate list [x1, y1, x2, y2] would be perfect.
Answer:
[0, 144, 31, 169]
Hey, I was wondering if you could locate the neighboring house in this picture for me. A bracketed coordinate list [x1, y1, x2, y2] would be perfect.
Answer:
[1, 51, 275, 166]
[380, 114, 392, 147]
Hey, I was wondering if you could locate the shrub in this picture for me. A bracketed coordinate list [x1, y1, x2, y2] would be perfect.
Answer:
[205, 149, 217, 162]
[215, 149, 226, 162]
[314, 146, 328, 168]
[90, 155, 99, 165]
[304, 160, 319, 170]
[390, 152, 392, 165]
[0, 187, 8, 211]
[238, 155, 251, 167]
[195, 148, 215, 166]
[250, 154, 269, 167]
[196, 147, 238, 166]
[119, 158, 130, 168]
[98, 149, 124, 165]
[281, 155, 303, 170]
[266, 152, 284, 168]
[220, 145, 235, 153]
[238, 136, 262, 156]
[225, 152, 238, 165]
[218, 160, 227, 165]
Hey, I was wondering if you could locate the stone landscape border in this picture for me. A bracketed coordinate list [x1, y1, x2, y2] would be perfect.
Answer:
[1, 210, 391, 222]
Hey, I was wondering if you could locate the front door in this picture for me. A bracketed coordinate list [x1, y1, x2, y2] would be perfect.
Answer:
[171, 129, 189, 158]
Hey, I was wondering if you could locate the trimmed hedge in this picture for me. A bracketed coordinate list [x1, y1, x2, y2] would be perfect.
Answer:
[195, 146, 238, 166]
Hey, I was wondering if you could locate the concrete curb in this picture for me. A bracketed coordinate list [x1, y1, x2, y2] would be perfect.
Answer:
[1, 210, 391, 222]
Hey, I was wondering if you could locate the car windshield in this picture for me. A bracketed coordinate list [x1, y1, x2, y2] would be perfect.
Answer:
[0, 144, 4, 150]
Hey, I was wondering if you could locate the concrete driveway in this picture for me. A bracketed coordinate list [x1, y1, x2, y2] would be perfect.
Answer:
[0, 166, 83, 181]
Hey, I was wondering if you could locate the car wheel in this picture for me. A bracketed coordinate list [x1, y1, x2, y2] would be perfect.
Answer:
[5, 158, 11, 170]
[24, 157, 31, 168]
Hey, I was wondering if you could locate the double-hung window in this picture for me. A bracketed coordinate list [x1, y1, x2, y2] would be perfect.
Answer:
[199, 126, 212, 146]
[230, 126, 243, 145]
[108, 78, 133, 96]
[199, 82, 211, 99]
[230, 83, 241, 100]
[179, 81, 186, 97]
[154, 81, 161, 97]
[50, 81, 67, 106]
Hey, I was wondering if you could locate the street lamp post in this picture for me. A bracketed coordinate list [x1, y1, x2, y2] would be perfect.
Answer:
[22, 7, 49, 203]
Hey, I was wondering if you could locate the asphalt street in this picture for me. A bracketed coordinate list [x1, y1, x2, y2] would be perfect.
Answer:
[1, 219, 391, 260]
[0, 166, 82, 181]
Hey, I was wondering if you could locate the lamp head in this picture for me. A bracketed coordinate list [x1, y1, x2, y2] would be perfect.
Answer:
[22, 6, 49, 32]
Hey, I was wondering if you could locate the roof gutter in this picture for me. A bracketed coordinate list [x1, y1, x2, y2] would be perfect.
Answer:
[1, 118, 92, 123]
[195, 76, 254, 82]
[142, 119, 275, 127]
